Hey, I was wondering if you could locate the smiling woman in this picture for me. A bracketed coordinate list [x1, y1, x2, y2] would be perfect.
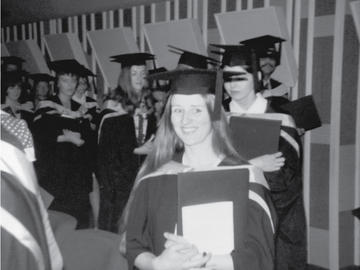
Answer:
[122, 69, 277, 270]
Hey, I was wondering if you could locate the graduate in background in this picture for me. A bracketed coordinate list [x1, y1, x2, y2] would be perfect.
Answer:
[32, 59, 94, 229]
[124, 69, 276, 270]
[240, 35, 290, 112]
[212, 43, 306, 270]
[71, 65, 99, 130]
[29, 73, 55, 109]
[96, 53, 157, 232]
[1, 71, 35, 128]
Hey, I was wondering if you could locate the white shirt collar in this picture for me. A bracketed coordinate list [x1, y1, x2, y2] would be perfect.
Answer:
[229, 93, 268, 114]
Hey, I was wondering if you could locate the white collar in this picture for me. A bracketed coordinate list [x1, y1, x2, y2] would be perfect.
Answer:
[229, 93, 268, 114]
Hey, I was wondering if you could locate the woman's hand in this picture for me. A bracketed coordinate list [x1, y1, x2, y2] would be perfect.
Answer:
[152, 233, 211, 270]
[249, 152, 285, 172]
[57, 129, 84, 146]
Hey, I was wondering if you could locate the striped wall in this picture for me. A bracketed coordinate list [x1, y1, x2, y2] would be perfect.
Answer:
[2, 0, 359, 269]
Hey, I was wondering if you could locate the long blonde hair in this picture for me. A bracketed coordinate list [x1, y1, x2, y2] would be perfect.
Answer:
[136, 93, 244, 179]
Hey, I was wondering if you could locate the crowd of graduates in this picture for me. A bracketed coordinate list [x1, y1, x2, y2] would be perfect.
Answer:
[1, 34, 311, 270]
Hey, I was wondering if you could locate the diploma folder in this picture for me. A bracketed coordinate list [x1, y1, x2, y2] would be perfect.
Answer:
[177, 167, 249, 254]
[229, 116, 281, 160]
[280, 95, 322, 131]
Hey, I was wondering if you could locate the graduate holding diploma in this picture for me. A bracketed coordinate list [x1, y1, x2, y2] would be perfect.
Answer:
[125, 69, 277, 270]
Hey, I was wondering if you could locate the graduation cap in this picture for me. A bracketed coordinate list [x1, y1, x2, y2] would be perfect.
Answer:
[110, 53, 155, 68]
[240, 35, 285, 66]
[352, 207, 360, 220]
[148, 67, 168, 75]
[2, 71, 23, 86]
[48, 59, 84, 76]
[1, 56, 25, 71]
[280, 95, 322, 131]
[78, 65, 95, 77]
[29, 73, 55, 83]
[210, 44, 260, 90]
[168, 45, 219, 69]
[149, 68, 241, 120]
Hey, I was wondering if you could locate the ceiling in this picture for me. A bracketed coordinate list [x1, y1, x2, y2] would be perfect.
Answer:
[2, 0, 166, 26]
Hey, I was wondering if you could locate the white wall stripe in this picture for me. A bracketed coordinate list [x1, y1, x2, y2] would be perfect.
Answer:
[1, 208, 45, 270]
[119, 9, 124, 27]
[68, 17, 73, 33]
[150, 4, 156, 23]
[329, 1, 346, 269]
[33, 23, 38, 44]
[202, 0, 208, 46]
[352, 0, 360, 263]
[109, 10, 114, 29]
[249, 191, 275, 234]
[57, 18, 62, 33]
[140, 5, 145, 52]
[304, 0, 315, 263]
[132, 6, 137, 40]
[1, 28, 5, 43]
[102, 11, 107, 29]
[81, 15, 87, 51]
[247, 0, 253, 10]
[6, 26, 10, 42]
[13, 25, 18, 41]
[165, 1, 171, 21]
[39, 21, 45, 54]
[292, 0, 301, 100]
[286, 0, 294, 39]
[264, 0, 270, 8]
[221, 0, 226, 13]
[235, 0, 242, 11]
[21, 24, 26, 40]
[28, 23, 33, 39]
[187, 0, 192, 18]
[73, 16, 79, 35]
[90, 13, 95, 31]
[192, 0, 198, 19]
[174, 0, 180, 20]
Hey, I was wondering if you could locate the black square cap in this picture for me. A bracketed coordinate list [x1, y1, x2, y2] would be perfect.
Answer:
[110, 52, 155, 68]
[240, 35, 285, 65]
[168, 45, 219, 69]
[148, 68, 242, 120]
[78, 65, 95, 77]
[2, 71, 23, 85]
[210, 44, 260, 90]
[148, 67, 168, 75]
[29, 73, 55, 83]
[352, 207, 360, 220]
[48, 59, 84, 76]
[210, 44, 255, 69]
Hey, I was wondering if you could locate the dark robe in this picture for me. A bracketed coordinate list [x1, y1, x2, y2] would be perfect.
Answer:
[262, 105, 306, 270]
[96, 110, 157, 232]
[126, 157, 276, 270]
[32, 95, 94, 228]
[225, 101, 306, 270]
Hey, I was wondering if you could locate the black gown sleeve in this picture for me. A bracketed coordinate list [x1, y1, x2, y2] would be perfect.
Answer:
[231, 196, 275, 270]
[125, 181, 152, 270]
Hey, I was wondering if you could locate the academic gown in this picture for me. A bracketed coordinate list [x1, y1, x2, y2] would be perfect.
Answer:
[96, 110, 157, 232]
[32, 96, 94, 228]
[259, 78, 290, 112]
[224, 100, 307, 270]
[262, 104, 307, 270]
[126, 156, 277, 270]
